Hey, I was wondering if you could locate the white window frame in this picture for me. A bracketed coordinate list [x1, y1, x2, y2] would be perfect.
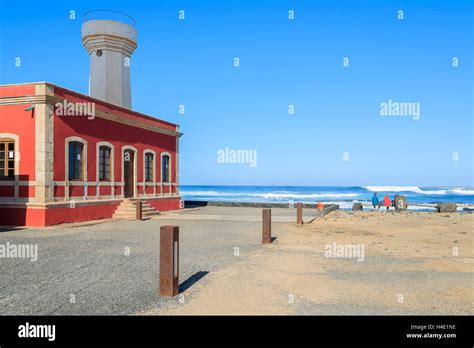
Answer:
[143, 149, 156, 197]
[96, 141, 114, 183]
[160, 152, 172, 184]
[143, 149, 156, 183]
[0, 133, 20, 179]
[65, 136, 88, 200]
[65, 136, 87, 182]
[0, 133, 20, 199]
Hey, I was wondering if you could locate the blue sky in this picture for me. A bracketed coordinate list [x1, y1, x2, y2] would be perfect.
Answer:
[1, 0, 472, 186]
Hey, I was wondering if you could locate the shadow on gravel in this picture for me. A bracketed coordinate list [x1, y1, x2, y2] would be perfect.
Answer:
[179, 271, 209, 293]
[0, 226, 25, 233]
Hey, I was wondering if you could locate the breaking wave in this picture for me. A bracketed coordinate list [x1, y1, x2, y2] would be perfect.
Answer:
[452, 188, 474, 195]
[253, 193, 359, 199]
[364, 186, 447, 195]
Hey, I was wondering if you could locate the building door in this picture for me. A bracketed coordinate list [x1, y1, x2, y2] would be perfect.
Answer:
[123, 150, 134, 198]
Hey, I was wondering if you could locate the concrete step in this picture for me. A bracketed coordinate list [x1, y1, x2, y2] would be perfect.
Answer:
[116, 202, 154, 208]
[116, 210, 156, 214]
[114, 214, 158, 220]
[112, 199, 160, 220]
[114, 207, 156, 212]
[113, 212, 157, 217]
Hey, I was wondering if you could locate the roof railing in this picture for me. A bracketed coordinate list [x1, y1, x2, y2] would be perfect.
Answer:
[83, 10, 135, 26]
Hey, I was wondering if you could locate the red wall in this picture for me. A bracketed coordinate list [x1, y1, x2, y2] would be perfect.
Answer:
[53, 88, 178, 189]
[0, 84, 37, 200]
[0, 101, 37, 196]
[0, 85, 35, 97]
[0, 203, 120, 227]
[0, 207, 45, 226]
[44, 203, 120, 226]
[148, 198, 181, 211]
[0, 198, 181, 227]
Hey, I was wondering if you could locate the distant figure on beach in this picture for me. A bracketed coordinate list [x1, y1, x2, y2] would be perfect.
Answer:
[383, 194, 391, 211]
[371, 193, 380, 210]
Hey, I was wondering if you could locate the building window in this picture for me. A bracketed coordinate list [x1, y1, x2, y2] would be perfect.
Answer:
[161, 154, 170, 183]
[98, 146, 111, 181]
[0, 140, 15, 180]
[68, 142, 84, 180]
[145, 153, 154, 182]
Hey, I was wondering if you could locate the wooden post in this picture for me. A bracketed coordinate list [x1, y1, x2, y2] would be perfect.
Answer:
[160, 225, 179, 297]
[262, 209, 272, 244]
[136, 200, 142, 221]
[296, 203, 303, 225]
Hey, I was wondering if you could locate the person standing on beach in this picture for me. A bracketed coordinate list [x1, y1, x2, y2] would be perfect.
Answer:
[372, 193, 380, 210]
[383, 194, 391, 211]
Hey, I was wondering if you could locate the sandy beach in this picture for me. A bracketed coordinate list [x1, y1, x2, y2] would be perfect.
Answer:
[150, 207, 473, 315]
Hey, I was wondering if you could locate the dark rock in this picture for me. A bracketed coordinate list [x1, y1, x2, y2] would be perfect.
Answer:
[436, 203, 457, 213]
[352, 203, 363, 211]
[323, 204, 339, 216]
[394, 194, 407, 211]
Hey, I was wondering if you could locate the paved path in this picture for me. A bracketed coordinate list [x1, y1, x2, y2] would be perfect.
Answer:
[159, 206, 316, 222]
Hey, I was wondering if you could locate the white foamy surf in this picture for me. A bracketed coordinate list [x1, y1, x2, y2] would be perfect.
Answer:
[181, 185, 474, 208]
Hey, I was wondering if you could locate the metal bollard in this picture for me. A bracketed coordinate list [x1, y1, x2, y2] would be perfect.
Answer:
[136, 200, 142, 221]
[262, 209, 272, 244]
[296, 203, 303, 225]
[160, 225, 179, 297]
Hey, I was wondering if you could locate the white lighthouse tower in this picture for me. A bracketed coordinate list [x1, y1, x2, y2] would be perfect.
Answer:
[81, 11, 137, 108]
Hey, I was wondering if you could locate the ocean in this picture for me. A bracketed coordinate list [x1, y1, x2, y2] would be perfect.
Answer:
[180, 185, 474, 210]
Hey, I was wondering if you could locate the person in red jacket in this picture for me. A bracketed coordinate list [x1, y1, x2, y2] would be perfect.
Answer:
[383, 194, 391, 211]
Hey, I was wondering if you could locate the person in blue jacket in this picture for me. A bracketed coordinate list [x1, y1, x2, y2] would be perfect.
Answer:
[372, 192, 380, 210]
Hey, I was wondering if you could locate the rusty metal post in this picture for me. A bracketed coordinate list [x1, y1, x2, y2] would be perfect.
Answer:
[136, 200, 142, 221]
[296, 203, 303, 225]
[160, 225, 179, 297]
[262, 209, 272, 244]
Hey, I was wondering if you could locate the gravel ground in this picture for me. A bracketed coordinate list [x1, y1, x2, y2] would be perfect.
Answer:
[0, 207, 291, 315]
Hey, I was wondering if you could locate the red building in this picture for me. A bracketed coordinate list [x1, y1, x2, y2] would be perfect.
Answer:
[0, 82, 181, 226]
[0, 17, 182, 226]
